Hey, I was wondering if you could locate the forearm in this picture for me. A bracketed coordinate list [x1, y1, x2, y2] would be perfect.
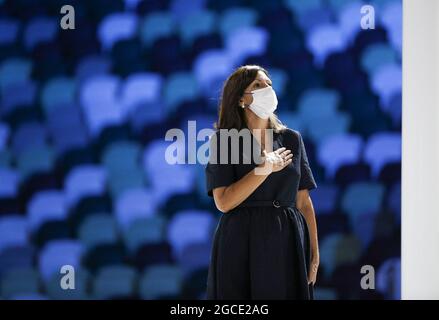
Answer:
[217, 167, 270, 212]
[301, 201, 319, 258]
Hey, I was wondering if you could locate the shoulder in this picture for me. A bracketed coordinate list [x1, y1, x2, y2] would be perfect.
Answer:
[280, 128, 302, 144]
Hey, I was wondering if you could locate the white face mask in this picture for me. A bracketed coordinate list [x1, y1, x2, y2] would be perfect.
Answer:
[246, 86, 278, 119]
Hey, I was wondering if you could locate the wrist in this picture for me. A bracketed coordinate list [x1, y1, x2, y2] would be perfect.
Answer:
[255, 162, 272, 176]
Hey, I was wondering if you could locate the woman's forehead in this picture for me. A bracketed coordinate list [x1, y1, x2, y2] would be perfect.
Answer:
[253, 71, 270, 82]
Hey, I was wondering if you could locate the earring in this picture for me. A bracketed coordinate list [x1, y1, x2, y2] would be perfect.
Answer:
[241, 103, 245, 108]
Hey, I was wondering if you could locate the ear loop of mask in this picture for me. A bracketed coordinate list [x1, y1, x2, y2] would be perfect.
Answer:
[241, 91, 253, 108]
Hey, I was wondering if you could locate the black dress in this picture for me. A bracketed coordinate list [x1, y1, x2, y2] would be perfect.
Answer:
[205, 128, 318, 300]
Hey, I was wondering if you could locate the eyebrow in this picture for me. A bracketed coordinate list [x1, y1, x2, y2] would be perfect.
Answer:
[252, 78, 272, 85]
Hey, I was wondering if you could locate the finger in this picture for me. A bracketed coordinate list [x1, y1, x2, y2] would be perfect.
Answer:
[262, 150, 268, 156]
[279, 149, 291, 157]
[283, 154, 293, 161]
[282, 158, 292, 167]
[274, 147, 286, 155]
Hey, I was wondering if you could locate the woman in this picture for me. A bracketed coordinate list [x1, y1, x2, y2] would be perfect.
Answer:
[205, 65, 319, 300]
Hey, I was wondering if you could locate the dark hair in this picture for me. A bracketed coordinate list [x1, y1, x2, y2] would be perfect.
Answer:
[214, 64, 286, 132]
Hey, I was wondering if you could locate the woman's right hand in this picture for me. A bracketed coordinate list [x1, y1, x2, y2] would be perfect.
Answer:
[257, 147, 293, 174]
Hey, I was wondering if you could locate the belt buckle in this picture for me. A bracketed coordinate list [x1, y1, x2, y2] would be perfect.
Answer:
[272, 200, 280, 208]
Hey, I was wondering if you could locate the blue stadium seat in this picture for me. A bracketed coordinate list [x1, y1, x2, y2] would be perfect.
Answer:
[143, 140, 195, 205]
[341, 182, 386, 218]
[0, 122, 9, 150]
[1, 268, 40, 299]
[1, 80, 37, 114]
[298, 88, 340, 124]
[16, 144, 55, 179]
[377, 257, 400, 300]
[314, 287, 337, 300]
[76, 55, 112, 82]
[320, 233, 362, 277]
[337, 1, 364, 44]
[140, 12, 176, 47]
[0, 148, 11, 167]
[93, 265, 137, 299]
[0, 168, 19, 198]
[326, 0, 354, 12]
[193, 49, 233, 99]
[350, 211, 378, 250]
[306, 24, 347, 67]
[78, 213, 119, 249]
[167, 210, 214, 260]
[163, 72, 200, 113]
[317, 133, 363, 179]
[219, 7, 258, 39]
[64, 165, 107, 208]
[309, 183, 339, 214]
[120, 73, 163, 114]
[101, 140, 142, 173]
[364, 132, 401, 178]
[45, 268, 90, 300]
[23, 17, 58, 51]
[46, 103, 88, 153]
[307, 112, 351, 145]
[0, 18, 19, 45]
[98, 13, 139, 51]
[123, 216, 166, 254]
[386, 91, 402, 127]
[27, 190, 67, 232]
[79, 75, 124, 136]
[109, 167, 145, 197]
[295, 7, 332, 36]
[178, 10, 216, 47]
[38, 240, 83, 282]
[139, 264, 183, 299]
[124, 0, 143, 11]
[277, 111, 305, 132]
[380, 1, 402, 55]
[370, 63, 401, 110]
[115, 188, 157, 230]
[0, 245, 34, 275]
[225, 26, 268, 66]
[170, 0, 207, 24]
[41, 77, 76, 114]
[102, 141, 144, 196]
[268, 68, 289, 98]
[12, 122, 47, 155]
[0, 58, 32, 91]
[361, 43, 398, 76]
[0, 215, 28, 253]
[179, 242, 211, 276]
[284, 0, 323, 17]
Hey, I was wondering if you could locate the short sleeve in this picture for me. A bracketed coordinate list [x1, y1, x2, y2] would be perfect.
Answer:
[205, 132, 235, 197]
[298, 131, 317, 191]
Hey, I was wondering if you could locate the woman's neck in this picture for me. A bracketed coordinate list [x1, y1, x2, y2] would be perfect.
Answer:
[246, 111, 270, 132]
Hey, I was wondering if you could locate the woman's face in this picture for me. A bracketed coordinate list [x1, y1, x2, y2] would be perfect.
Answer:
[240, 70, 273, 108]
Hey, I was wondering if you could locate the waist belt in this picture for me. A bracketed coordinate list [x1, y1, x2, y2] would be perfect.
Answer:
[238, 200, 296, 209]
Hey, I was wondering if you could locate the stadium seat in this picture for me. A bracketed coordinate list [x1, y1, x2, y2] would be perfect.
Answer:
[139, 264, 183, 299]
[317, 133, 363, 179]
[93, 265, 138, 299]
[167, 210, 214, 260]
